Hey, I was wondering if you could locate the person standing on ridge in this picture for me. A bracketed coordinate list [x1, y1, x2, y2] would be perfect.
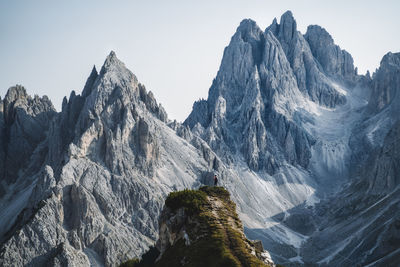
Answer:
[214, 174, 218, 186]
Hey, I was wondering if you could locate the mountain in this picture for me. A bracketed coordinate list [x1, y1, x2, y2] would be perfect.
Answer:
[0, 52, 214, 266]
[184, 11, 399, 266]
[0, 10, 399, 267]
[121, 186, 274, 267]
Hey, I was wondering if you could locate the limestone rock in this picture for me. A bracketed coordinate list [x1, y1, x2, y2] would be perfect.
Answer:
[368, 52, 400, 114]
[185, 16, 315, 173]
[268, 11, 347, 107]
[0, 85, 56, 185]
[305, 25, 356, 81]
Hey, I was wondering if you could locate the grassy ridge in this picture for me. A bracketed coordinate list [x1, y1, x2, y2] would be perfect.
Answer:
[121, 186, 270, 267]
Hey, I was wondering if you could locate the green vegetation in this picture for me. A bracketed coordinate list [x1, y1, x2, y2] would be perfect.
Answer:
[165, 188, 208, 215]
[120, 186, 271, 267]
[119, 246, 159, 267]
[119, 258, 140, 267]
[199, 185, 231, 200]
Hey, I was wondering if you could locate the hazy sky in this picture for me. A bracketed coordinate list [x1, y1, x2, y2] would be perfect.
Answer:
[1, 0, 399, 122]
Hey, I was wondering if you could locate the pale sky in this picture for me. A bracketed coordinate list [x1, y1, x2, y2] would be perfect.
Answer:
[1, 0, 399, 122]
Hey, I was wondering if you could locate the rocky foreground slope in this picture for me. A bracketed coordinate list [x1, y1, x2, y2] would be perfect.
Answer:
[0, 10, 399, 267]
[121, 186, 274, 267]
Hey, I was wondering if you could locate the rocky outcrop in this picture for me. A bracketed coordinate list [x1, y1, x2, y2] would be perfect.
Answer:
[0, 85, 55, 195]
[126, 187, 274, 266]
[305, 25, 356, 82]
[368, 52, 400, 114]
[183, 99, 208, 129]
[138, 84, 168, 123]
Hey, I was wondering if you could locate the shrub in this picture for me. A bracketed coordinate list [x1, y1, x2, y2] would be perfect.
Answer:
[199, 186, 230, 201]
[165, 189, 208, 215]
[119, 246, 159, 267]
[119, 258, 140, 267]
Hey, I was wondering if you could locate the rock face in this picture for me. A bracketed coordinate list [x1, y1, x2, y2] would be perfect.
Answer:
[305, 25, 356, 82]
[349, 52, 400, 179]
[363, 121, 400, 193]
[267, 11, 348, 107]
[185, 17, 316, 174]
[0, 85, 55, 186]
[368, 52, 400, 114]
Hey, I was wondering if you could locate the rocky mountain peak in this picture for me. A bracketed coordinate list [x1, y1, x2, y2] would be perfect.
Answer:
[280, 10, 295, 22]
[368, 51, 400, 114]
[305, 25, 334, 46]
[184, 14, 316, 173]
[104, 50, 118, 67]
[2, 85, 55, 124]
[305, 24, 356, 81]
[70, 51, 142, 132]
[97, 51, 138, 90]
[266, 11, 297, 42]
[235, 19, 263, 41]
[3, 85, 28, 124]
[101, 50, 130, 76]
[267, 17, 278, 33]
[4, 85, 28, 104]
[265, 11, 348, 107]
[278, 10, 297, 42]
[81, 65, 98, 97]
[381, 51, 400, 68]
